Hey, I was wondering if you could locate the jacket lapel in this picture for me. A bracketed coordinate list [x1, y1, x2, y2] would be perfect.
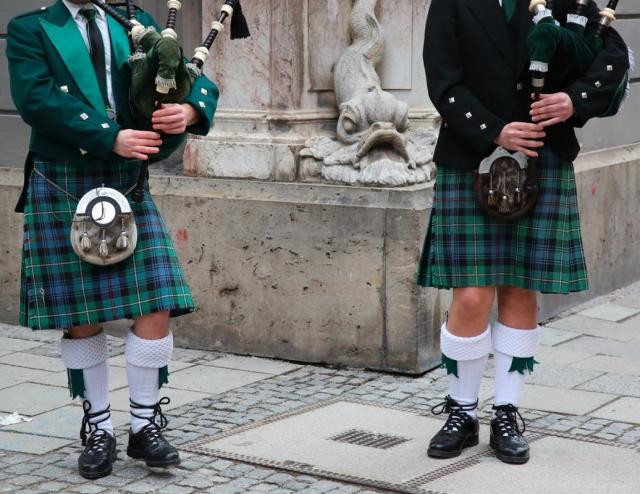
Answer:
[467, 0, 516, 69]
[107, 15, 130, 72]
[39, 1, 106, 114]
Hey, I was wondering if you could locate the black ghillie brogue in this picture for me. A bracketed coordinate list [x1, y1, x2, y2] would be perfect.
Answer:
[427, 395, 479, 459]
[127, 397, 180, 468]
[78, 401, 117, 480]
[490, 404, 530, 464]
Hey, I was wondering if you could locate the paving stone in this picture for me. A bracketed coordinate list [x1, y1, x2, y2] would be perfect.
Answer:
[167, 365, 271, 394]
[557, 336, 640, 360]
[0, 431, 72, 454]
[578, 304, 640, 322]
[534, 343, 595, 365]
[3, 405, 129, 439]
[539, 327, 581, 346]
[0, 336, 44, 352]
[0, 382, 73, 415]
[159, 486, 195, 494]
[427, 436, 639, 494]
[548, 315, 640, 342]
[0, 353, 65, 372]
[68, 484, 107, 493]
[577, 374, 640, 398]
[205, 355, 302, 376]
[526, 365, 604, 389]
[0, 363, 54, 391]
[570, 355, 640, 376]
[519, 384, 617, 415]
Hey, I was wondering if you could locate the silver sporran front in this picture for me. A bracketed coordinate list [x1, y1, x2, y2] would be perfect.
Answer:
[71, 187, 138, 266]
[473, 147, 539, 222]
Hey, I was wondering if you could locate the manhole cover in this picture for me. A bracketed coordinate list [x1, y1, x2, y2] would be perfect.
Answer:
[330, 429, 410, 450]
[182, 399, 640, 494]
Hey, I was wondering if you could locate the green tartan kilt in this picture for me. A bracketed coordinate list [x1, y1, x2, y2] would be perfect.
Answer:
[417, 147, 588, 294]
[20, 159, 196, 330]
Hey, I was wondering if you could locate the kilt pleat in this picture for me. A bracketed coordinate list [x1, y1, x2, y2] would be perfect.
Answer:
[20, 160, 196, 330]
[417, 147, 588, 294]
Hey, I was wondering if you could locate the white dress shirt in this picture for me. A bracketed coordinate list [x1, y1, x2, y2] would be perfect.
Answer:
[62, 0, 116, 112]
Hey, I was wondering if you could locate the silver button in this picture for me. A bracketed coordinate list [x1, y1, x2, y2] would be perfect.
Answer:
[199, 101, 206, 108]
[101, 123, 110, 129]
[517, 82, 524, 91]
[201, 88, 208, 96]
[60, 85, 69, 93]
[465, 112, 472, 119]
[480, 123, 487, 130]
[595, 81, 602, 88]
[607, 65, 613, 72]
[581, 92, 588, 99]
[80, 113, 89, 120]
[79, 148, 88, 155]
[449, 97, 455, 103]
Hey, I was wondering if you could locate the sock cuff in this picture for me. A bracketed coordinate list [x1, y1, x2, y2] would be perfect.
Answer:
[441, 323, 492, 361]
[493, 321, 542, 358]
[60, 331, 109, 370]
[125, 329, 174, 368]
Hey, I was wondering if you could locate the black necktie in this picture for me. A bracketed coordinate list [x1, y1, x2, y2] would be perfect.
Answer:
[80, 6, 109, 107]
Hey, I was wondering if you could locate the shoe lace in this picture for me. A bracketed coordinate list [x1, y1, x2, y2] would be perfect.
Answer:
[130, 397, 171, 444]
[492, 404, 526, 437]
[80, 400, 112, 447]
[431, 395, 477, 433]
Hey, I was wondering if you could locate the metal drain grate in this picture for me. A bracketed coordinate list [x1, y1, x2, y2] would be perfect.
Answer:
[329, 429, 410, 450]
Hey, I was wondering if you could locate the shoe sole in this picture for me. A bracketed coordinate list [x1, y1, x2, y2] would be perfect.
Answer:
[79, 451, 117, 480]
[489, 435, 530, 465]
[427, 435, 479, 459]
[127, 447, 181, 468]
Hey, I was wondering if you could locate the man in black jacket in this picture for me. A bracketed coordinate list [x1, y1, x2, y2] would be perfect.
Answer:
[418, 0, 629, 464]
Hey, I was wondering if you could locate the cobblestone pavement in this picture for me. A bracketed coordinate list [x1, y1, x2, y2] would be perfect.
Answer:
[1, 282, 640, 493]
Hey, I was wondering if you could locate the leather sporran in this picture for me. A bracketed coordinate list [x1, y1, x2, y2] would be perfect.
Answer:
[70, 187, 138, 266]
[473, 147, 539, 222]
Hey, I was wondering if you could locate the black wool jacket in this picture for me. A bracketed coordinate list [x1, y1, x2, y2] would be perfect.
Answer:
[424, 0, 630, 169]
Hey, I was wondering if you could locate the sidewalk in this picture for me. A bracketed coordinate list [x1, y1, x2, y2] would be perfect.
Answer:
[1, 283, 639, 494]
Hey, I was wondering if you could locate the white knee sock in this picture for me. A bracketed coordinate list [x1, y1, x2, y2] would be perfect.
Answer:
[125, 330, 173, 433]
[60, 331, 114, 437]
[493, 321, 542, 408]
[441, 323, 492, 418]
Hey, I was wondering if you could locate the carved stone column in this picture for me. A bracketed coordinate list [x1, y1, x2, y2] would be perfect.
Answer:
[184, 0, 437, 180]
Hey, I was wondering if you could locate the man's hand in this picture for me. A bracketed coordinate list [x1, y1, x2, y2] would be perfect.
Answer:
[151, 103, 199, 135]
[530, 92, 575, 127]
[113, 130, 162, 161]
[494, 122, 546, 158]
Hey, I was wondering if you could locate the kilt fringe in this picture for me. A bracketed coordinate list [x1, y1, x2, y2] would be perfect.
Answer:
[417, 147, 589, 294]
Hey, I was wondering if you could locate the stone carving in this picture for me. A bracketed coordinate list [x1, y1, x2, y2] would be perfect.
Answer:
[299, 0, 436, 187]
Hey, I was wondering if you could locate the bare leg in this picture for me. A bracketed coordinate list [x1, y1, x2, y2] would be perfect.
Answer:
[448, 287, 496, 336]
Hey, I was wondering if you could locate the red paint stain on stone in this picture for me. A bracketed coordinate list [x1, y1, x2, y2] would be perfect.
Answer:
[591, 183, 597, 196]
[177, 229, 189, 242]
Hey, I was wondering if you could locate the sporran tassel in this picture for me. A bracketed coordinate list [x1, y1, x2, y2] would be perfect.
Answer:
[499, 196, 510, 214]
[116, 232, 129, 251]
[99, 230, 109, 258]
[80, 232, 92, 252]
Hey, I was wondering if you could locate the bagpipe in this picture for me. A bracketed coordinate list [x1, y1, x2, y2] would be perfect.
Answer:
[528, 0, 624, 106]
[474, 0, 624, 222]
[90, 0, 250, 202]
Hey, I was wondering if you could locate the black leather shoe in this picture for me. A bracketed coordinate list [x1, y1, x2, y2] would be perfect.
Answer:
[78, 401, 117, 480]
[427, 396, 479, 459]
[127, 397, 180, 468]
[490, 404, 529, 464]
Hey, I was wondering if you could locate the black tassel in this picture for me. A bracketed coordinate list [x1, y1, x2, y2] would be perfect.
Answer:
[229, 0, 251, 40]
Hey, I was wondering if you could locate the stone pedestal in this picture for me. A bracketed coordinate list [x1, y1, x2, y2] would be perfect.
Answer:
[184, 0, 437, 181]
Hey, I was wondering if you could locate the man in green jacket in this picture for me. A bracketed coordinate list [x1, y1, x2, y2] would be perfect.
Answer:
[6, 0, 218, 479]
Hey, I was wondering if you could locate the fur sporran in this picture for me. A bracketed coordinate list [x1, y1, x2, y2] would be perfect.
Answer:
[70, 187, 138, 266]
[473, 147, 539, 222]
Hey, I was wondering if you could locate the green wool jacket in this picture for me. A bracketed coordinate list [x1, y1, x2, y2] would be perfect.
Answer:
[6, 1, 219, 212]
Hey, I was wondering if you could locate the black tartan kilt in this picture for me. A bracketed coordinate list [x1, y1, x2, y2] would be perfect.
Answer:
[20, 160, 196, 330]
[417, 146, 588, 294]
